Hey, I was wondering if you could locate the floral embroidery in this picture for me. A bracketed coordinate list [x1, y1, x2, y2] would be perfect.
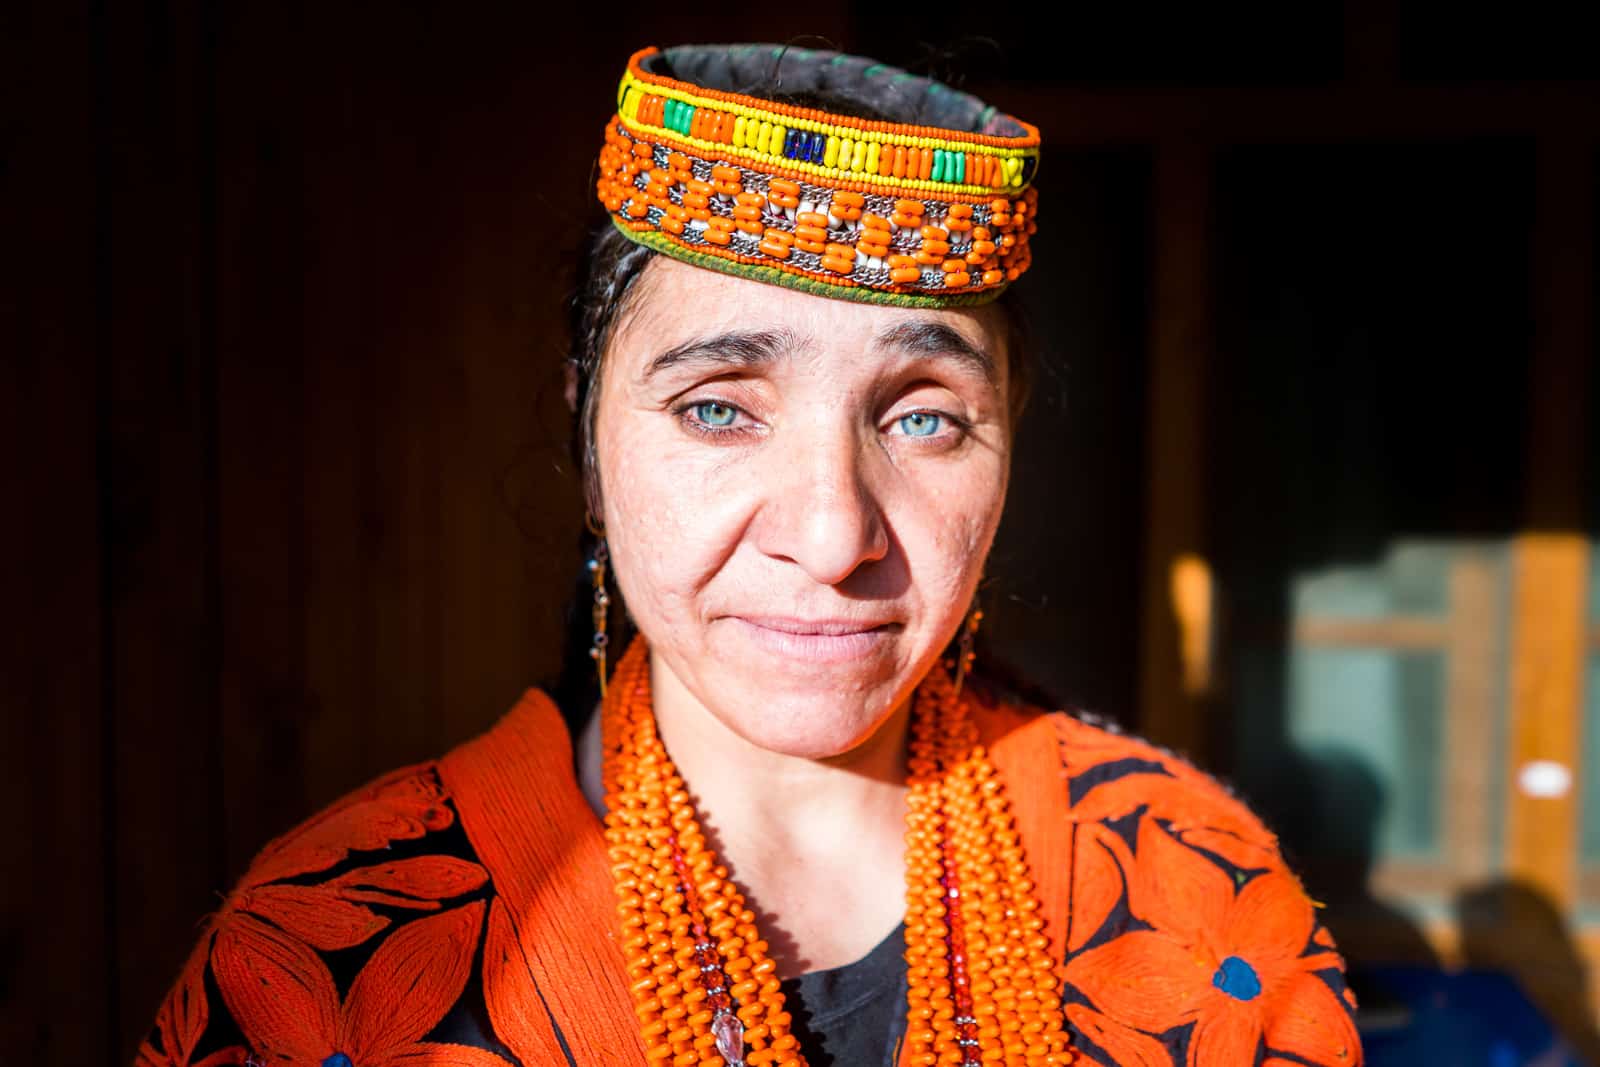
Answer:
[1057, 720, 1361, 1066]
[210, 903, 500, 1066]
[227, 855, 490, 952]
[1064, 1003, 1170, 1067]
[1057, 717, 1279, 862]
[141, 768, 501, 1067]
[135, 934, 247, 1067]
[140, 710, 1360, 1067]
[1065, 822, 1132, 954]
[245, 765, 455, 887]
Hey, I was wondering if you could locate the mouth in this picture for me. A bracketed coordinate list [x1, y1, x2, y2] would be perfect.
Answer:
[723, 615, 900, 664]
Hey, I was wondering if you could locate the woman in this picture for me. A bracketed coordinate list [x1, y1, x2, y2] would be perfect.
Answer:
[140, 45, 1361, 1067]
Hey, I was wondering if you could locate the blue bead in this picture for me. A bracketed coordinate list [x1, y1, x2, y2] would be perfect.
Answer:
[809, 132, 825, 162]
[783, 130, 800, 158]
[323, 1055, 355, 1067]
[1211, 956, 1262, 1001]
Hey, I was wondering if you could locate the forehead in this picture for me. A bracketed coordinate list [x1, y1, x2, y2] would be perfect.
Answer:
[609, 256, 1007, 373]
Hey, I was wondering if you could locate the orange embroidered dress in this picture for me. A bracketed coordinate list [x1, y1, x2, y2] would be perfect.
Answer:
[139, 689, 1362, 1067]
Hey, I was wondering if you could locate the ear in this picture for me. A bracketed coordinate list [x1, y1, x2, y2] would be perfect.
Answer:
[564, 360, 580, 413]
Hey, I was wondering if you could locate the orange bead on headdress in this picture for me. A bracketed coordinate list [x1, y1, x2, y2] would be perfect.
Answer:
[595, 45, 1041, 307]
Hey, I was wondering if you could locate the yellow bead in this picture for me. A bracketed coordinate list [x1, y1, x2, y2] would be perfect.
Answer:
[824, 135, 840, 168]
[770, 124, 785, 157]
[756, 121, 771, 154]
[732, 115, 747, 148]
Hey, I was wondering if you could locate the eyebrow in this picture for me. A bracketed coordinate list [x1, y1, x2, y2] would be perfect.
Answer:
[641, 320, 997, 385]
[871, 321, 998, 386]
[644, 328, 802, 380]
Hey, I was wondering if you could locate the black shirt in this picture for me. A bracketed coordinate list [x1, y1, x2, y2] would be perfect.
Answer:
[780, 921, 908, 1067]
[429, 913, 909, 1066]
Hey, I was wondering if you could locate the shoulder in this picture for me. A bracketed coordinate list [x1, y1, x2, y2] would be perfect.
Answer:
[138, 761, 504, 1067]
[1049, 710, 1277, 845]
[1033, 710, 1364, 1067]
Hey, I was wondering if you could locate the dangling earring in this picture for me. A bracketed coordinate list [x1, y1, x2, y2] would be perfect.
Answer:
[586, 515, 611, 697]
[951, 601, 983, 698]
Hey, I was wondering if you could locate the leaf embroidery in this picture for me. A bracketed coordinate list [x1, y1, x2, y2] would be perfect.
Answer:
[213, 902, 488, 1066]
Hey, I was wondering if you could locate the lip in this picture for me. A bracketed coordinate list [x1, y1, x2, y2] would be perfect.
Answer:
[723, 615, 899, 664]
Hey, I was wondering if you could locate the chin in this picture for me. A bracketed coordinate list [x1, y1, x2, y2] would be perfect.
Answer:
[713, 685, 898, 760]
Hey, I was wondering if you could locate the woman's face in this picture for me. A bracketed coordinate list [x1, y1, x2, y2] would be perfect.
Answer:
[595, 256, 1013, 760]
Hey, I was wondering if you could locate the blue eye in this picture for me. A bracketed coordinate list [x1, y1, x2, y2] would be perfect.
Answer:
[897, 411, 943, 437]
[691, 401, 738, 428]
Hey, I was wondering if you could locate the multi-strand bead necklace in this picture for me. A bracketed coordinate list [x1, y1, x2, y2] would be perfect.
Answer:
[600, 637, 1076, 1067]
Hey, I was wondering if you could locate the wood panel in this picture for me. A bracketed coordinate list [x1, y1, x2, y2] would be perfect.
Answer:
[1137, 142, 1214, 760]
[94, 3, 229, 1050]
[293, 7, 383, 831]
[1293, 616, 1449, 648]
[212, 2, 317, 880]
[1503, 140, 1595, 912]
[3, 6, 108, 1060]
[1504, 537, 1589, 908]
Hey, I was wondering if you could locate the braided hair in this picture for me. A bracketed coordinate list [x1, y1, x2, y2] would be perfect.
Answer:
[567, 224, 656, 522]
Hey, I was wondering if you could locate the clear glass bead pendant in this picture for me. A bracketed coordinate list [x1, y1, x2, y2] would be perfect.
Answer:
[711, 1009, 746, 1067]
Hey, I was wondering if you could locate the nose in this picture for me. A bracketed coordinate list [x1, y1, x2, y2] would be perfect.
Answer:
[752, 431, 889, 586]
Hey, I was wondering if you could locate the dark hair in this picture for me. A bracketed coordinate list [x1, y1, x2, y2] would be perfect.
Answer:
[566, 224, 657, 522]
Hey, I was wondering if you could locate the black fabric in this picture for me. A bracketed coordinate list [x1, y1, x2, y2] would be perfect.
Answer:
[432, 918, 910, 1066]
[780, 920, 909, 1067]
[645, 44, 1029, 138]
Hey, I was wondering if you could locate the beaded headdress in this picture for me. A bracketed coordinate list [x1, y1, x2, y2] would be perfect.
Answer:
[596, 45, 1040, 307]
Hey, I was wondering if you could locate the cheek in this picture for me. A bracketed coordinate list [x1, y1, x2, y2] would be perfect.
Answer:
[596, 407, 753, 631]
[900, 459, 1008, 620]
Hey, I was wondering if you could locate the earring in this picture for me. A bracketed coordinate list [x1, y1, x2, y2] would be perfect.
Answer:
[586, 516, 611, 697]
[951, 602, 984, 698]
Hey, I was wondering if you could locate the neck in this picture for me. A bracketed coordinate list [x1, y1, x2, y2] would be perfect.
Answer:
[575, 651, 913, 976]
[654, 653, 912, 840]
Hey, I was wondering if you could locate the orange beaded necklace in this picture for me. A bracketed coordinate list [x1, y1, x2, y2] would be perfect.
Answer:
[600, 637, 1077, 1067]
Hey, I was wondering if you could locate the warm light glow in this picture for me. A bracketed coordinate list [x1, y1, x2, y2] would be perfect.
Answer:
[1171, 552, 1215, 696]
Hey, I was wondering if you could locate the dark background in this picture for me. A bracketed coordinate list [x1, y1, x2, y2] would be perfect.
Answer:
[4, 2, 1596, 1062]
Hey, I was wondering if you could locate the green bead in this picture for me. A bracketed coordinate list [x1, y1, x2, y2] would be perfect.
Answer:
[955, 152, 965, 184]
[931, 150, 946, 183]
